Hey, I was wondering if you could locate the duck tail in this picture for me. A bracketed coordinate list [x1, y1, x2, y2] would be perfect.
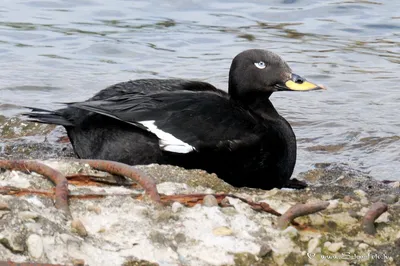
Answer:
[22, 107, 74, 126]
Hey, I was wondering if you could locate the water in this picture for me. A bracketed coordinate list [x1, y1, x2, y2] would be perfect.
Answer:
[0, 0, 399, 180]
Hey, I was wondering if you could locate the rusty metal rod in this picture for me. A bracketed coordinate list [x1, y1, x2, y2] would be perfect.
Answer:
[0, 160, 70, 216]
[79, 159, 161, 203]
[362, 202, 388, 235]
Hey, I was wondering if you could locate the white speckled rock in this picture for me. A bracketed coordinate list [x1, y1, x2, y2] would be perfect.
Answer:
[26, 234, 43, 259]
[327, 242, 344, 253]
[171, 201, 184, 213]
[308, 237, 320, 253]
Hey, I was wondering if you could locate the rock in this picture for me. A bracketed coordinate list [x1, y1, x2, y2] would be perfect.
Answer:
[343, 195, 352, 203]
[281, 226, 298, 239]
[87, 205, 101, 214]
[360, 197, 369, 205]
[323, 241, 332, 249]
[308, 238, 320, 253]
[26, 234, 43, 259]
[354, 189, 367, 198]
[383, 194, 398, 204]
[171, 202, 183, 213]
[72, 258, 85, 266]
[358, 243, 368, 249]
[221, 197, 230, 206]
[71, 219, 88, 237]
[0, 201, 10, 210]
[18, 211, 39, 221]
[327, 242, 343, 253]
[203, 195, 218, 207]
[258, 244, 272, 257]
[0, 232, 25, 253]
[174, 233, 186, 244]
[0, 160, 399, 265]
[212, 226, 233, 236]
[327, 199, 339, 209]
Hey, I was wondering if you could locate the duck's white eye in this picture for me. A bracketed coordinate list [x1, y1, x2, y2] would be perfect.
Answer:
[254, 61, 266, 69]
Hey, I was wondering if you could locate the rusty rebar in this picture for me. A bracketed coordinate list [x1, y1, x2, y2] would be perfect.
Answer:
[277, 201, 330, 229]
[0, 160, 70, 216]
[80, 159, 161, 203]
[362, 202, 388, 235]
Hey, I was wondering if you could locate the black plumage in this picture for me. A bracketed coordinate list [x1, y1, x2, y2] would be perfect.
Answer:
[24, 49, 324, 189]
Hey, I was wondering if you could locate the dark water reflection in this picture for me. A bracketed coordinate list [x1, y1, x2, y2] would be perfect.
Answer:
[0, 0, 399, 180]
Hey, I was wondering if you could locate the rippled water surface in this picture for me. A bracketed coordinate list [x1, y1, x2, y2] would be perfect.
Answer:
[0, 0, 399, 180]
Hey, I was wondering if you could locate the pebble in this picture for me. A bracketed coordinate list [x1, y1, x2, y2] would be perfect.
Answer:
[308, 238, 320, 253]
[360, 197, 369, 205]
[259, 244, 272, 257]
[308, 214, 325, 226]
[171, 202, 184, 213]
[87, 205, 101, 214]
[203, 195, 218, 207]
[18, 211, 39, 221]
[354, 190, 367, 198]
[212, 226, 233, 236]
[327, 199, 339, 209]
[26, 234, 43, 259]
[72, 259, 85, 266]
[0, 201, 10, 210]
[220, 197, 230, 206]
[358, 243, 368, 250]
[343, 195, 352, 203]
[348, 209, 359, 218]
[281, 226, 298, 239]
[383, 194, 398, 204]
[327, 242, 343, 253]
[71, 219, 88, 237]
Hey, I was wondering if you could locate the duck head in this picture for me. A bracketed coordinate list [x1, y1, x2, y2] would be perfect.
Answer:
[228, 49, 324, 100]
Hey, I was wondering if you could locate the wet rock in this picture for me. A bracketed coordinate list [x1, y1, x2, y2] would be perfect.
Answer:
[203, 194, 218, 207]
[71, 219, 88, 237]
[26, 234, 43, 259]
[212, 226, 233, 236]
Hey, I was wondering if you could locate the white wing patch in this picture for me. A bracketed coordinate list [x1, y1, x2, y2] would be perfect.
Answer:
[138, 120, 196, 153]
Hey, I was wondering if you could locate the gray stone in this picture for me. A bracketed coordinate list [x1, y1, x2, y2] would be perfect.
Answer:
[203, 195, 218, 207]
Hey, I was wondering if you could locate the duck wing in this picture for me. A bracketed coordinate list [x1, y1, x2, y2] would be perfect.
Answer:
[89, 79, 219, 101]
[67, 90, 264, 153]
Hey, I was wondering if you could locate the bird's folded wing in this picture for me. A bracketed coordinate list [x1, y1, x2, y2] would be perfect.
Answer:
[67, 90, 264, 153]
